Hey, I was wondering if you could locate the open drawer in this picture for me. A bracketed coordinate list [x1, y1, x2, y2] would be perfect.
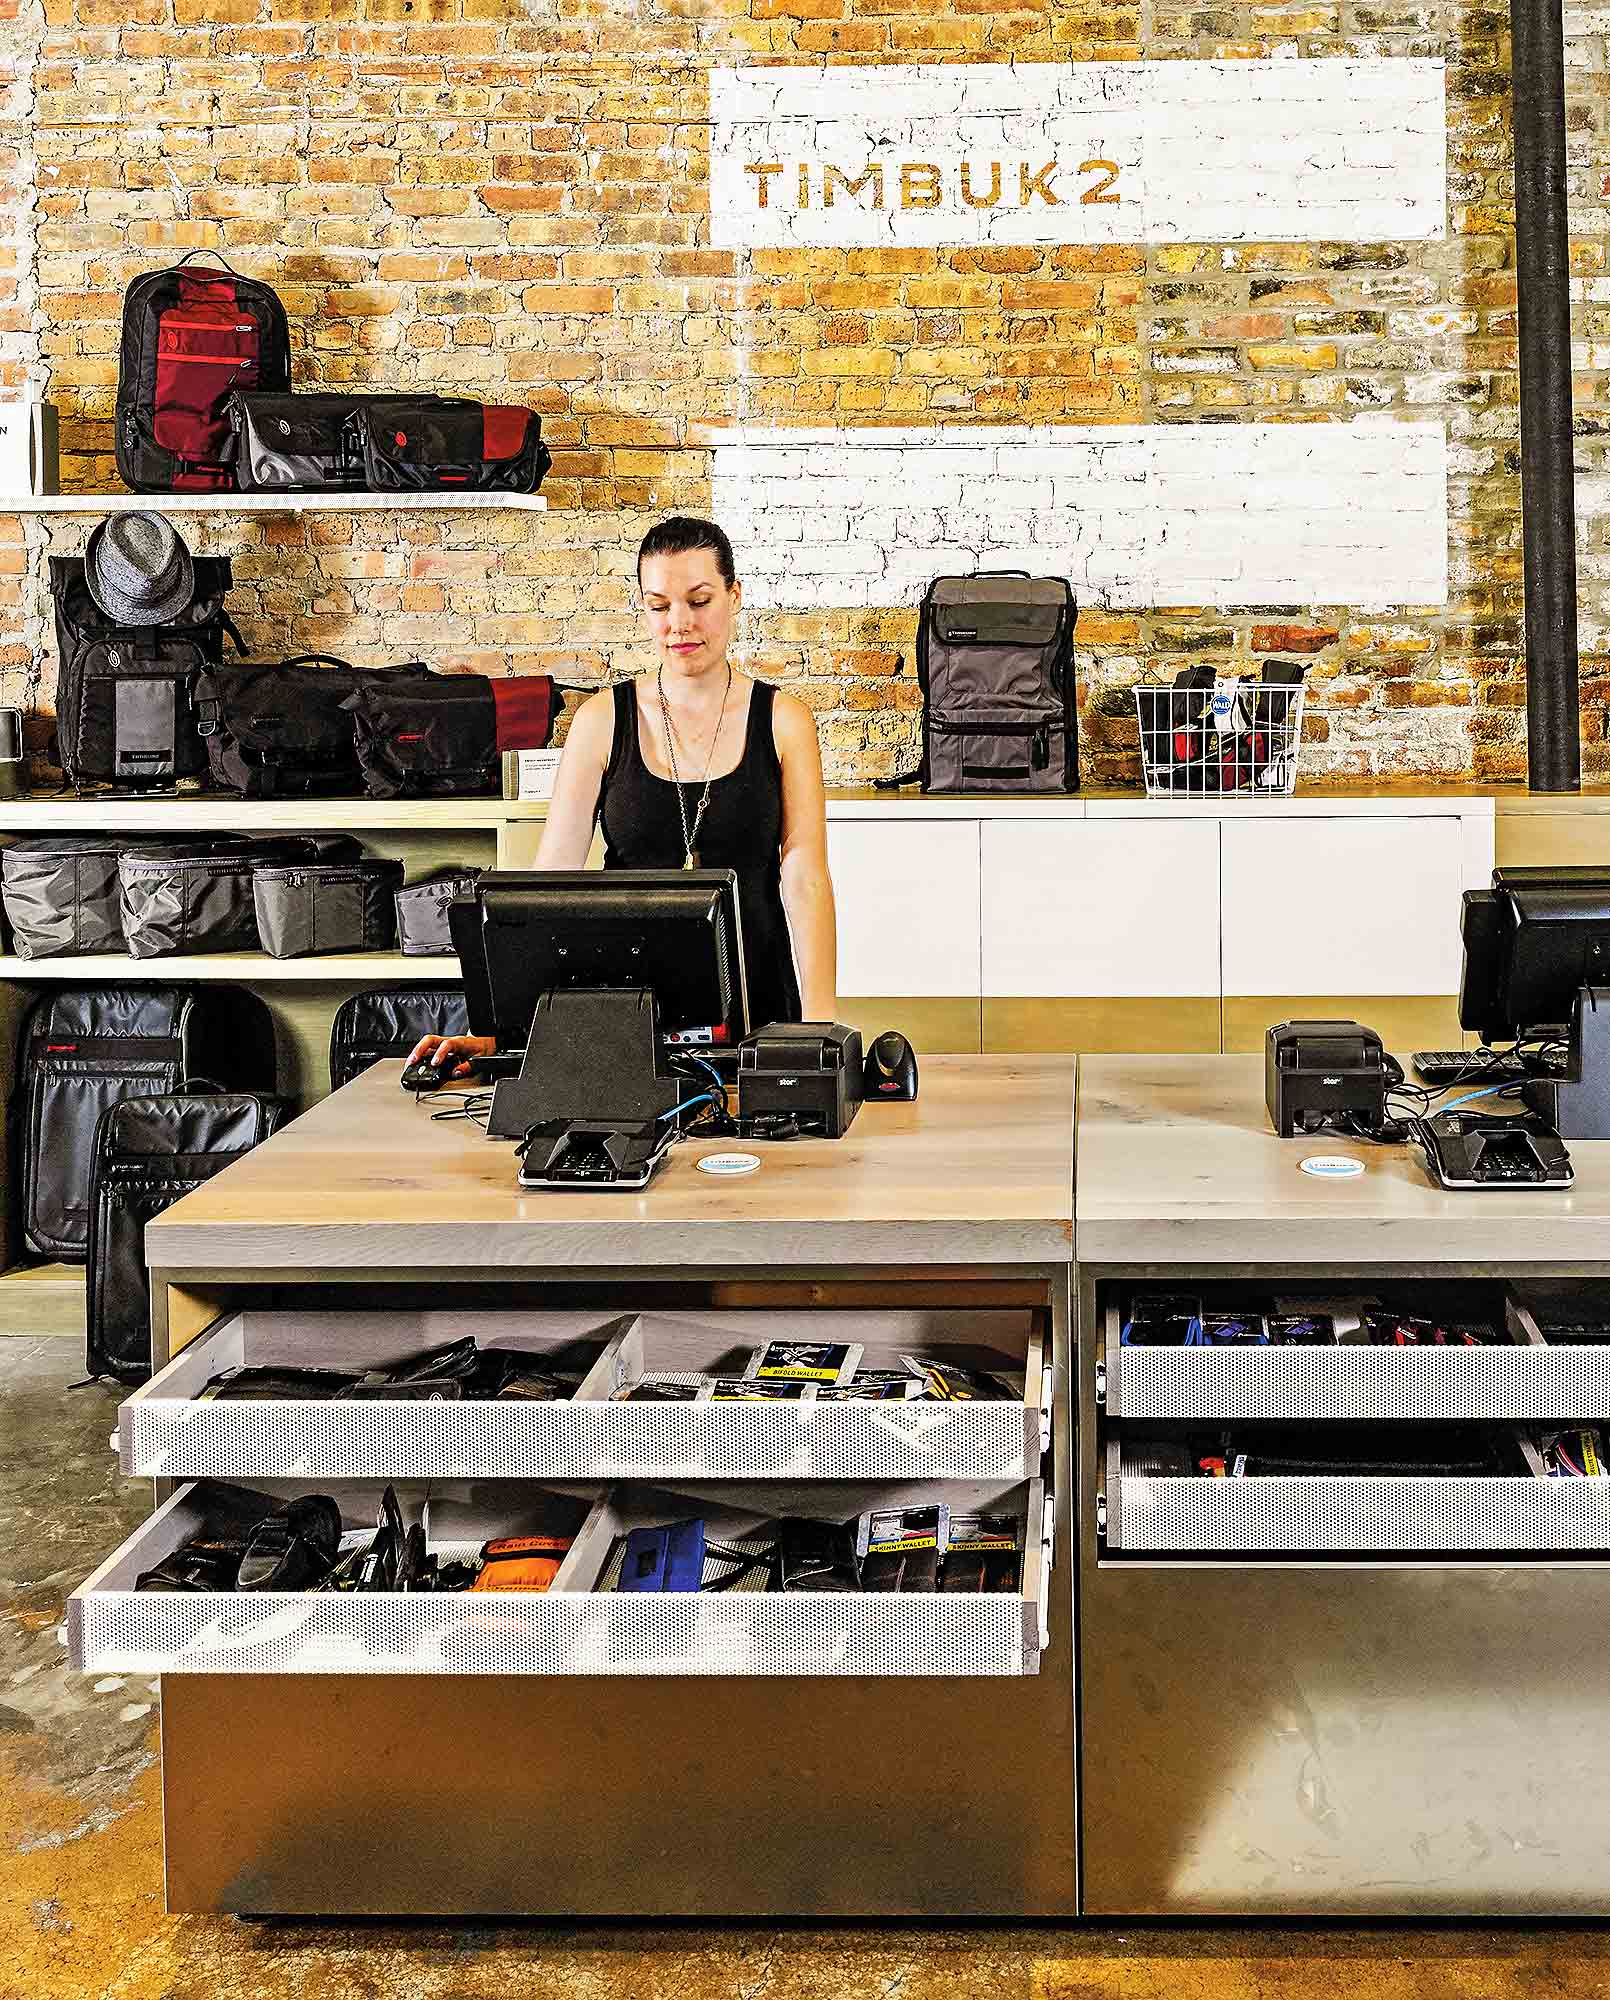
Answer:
[1096, 1286, 1610, 1424]
[1097, 1427, 1610, 1555]
[69, 1477, 1052, 1678]
[120, 1307, 1050, 1484]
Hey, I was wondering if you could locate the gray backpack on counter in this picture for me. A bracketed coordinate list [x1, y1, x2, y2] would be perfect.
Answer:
[881, 571, 1078, 794]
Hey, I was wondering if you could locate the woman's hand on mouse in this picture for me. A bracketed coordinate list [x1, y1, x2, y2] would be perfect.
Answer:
[406, 1033, 497, 1078]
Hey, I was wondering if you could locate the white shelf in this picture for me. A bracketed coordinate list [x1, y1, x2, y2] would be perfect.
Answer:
[0, 798, 545, 832]
[0, 950, 459, 982]
[0, 491, 547, 514]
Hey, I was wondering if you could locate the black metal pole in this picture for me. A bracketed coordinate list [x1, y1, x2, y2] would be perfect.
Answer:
[1510, 0, 1581, 791]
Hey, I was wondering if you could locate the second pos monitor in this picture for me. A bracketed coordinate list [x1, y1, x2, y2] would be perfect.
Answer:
[449, 870, 748, 1140]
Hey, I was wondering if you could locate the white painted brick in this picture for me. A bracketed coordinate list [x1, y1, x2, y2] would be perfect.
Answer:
[710, 60, 1446, 250]
[711, 423, 1448, 611]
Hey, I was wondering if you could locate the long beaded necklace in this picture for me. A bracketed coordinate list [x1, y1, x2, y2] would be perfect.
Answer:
[656, 662, 733, 869]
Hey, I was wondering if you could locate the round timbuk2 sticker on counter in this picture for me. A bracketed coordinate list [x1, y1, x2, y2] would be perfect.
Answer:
[1299, 1154, 1367, 1180]
[696, 1151, 762, 1177]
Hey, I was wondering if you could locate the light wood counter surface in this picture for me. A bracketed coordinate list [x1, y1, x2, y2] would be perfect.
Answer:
[147, 1054, 1075, 1273]
[1078, 1054, 1610, 1267]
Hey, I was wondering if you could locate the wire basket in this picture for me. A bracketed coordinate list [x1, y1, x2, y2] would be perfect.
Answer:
[1134, 678, 1305, 797]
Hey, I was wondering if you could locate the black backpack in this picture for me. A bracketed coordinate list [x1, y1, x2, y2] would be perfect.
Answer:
[328, 984, 467, 1091]
[879, 572, 1079, 794]
[50, 555, 244, 789]
[13, 985, 277, 1262]
[115, 253, 291, 493]
[195, 654, 432, 798]
[86, 1090, 288, 1384]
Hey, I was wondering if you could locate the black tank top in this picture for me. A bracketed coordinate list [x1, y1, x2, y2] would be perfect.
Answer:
[598, 677, 802, 1031]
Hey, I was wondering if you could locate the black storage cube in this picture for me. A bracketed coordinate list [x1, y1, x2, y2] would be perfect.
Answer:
[253, 858, 404, 959]
[394, 866, 481, 957]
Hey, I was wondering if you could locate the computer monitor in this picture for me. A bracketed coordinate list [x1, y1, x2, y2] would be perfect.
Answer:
[1458, 867, 1610, 1138]
[449, 870, 750, 1140]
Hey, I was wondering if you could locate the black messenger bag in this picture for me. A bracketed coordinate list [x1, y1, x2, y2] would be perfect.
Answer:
[884, 572, 1078, 794]
[194, 654, 432, 798]
[86, 1089, 288, 1384]
[356, 400, 550, 495]
[328, 984, 468, 1090]
[50, 555, 244, 789]
[13, 984, 276, 1261]
[342, 675, 502, 799]
[227, 391, 450, 492]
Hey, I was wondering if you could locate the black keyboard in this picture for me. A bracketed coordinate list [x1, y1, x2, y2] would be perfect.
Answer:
[1412, 1049, 1563, 1087]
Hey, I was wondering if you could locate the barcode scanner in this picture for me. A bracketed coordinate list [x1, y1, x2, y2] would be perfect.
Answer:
[862, 1031, 918, 1102]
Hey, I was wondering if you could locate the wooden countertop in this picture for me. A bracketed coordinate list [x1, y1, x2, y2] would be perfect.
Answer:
[147, 1056, 1076, 1274]
[1077, 1056, 1610, 1267]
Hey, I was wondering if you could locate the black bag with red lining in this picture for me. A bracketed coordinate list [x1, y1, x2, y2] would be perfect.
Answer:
[115, 253, 291, 493]
[356, 400, 550, 495]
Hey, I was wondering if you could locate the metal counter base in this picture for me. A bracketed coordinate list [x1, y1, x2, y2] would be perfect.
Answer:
[1078, 1541, 1610, 1917]
[145, 1265, 1075, 1920]
[160, 1651, 1075, 1918]
[1078, 1265, 1610, 1919]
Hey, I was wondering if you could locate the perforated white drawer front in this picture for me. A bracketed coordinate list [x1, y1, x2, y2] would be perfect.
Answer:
[70, 1478, 1051, 1677]
[1101, 1440, 1610, 1555]
[1097, 1294, 1610, 1424]
[122, 1307, 1047, 1484]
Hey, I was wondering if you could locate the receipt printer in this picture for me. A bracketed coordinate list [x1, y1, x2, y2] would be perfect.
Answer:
[737, 1022, 863, 1138]
[1265, 1019, 1389, 1137]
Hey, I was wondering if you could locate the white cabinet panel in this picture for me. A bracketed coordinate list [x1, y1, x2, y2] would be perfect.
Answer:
[981, 821, 1220, 997]
[828, 819, 980, 996]
[1222, 816, 1465, 995]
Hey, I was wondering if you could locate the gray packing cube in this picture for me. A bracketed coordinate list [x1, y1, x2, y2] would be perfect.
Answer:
[394, 865, 481, 956]
[3, 836, 248, 960]
[117, 834, 364, 960]
[253, 857, 404, 958]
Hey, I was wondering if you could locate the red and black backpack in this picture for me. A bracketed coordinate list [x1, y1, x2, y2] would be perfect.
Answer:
[115, 253, 291, 493]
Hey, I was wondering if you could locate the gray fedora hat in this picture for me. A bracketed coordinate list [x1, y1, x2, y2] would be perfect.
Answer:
[84, 512, 195, 626]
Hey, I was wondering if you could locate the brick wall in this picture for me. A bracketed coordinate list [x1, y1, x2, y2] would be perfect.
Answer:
[0, 0, 1604, 787]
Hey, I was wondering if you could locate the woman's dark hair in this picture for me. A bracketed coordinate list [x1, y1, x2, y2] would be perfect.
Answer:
[636, 515, 737, 589]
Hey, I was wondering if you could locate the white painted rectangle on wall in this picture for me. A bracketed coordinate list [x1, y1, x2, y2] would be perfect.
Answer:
[709, 60, 1446, 250]
[712, 423, 1448, 610]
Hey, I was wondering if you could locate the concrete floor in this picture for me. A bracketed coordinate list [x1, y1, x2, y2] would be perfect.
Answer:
[7, 1334, 1610, 2000]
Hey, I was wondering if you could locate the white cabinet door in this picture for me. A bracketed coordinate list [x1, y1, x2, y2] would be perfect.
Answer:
[827, 819, 981, 996]
[1221, 816, 1466, 995]
[981, 821, 1220, 997]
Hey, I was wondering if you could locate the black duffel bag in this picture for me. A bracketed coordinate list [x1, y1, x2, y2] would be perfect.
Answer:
[227, 391, 465, 493]
[194, 654, 432, 798]
[87, 1089, 288, 1383]
[355, 399, 549, 495]
[342, 675, 502, 799]
[51, 555, 244, 789]
[328, 984, 468, 1090]
[118, 834, 365, 959]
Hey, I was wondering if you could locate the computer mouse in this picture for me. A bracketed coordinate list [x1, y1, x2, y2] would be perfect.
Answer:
[400, 1060, 450, 1094]
[862, 1030, 918, 1101]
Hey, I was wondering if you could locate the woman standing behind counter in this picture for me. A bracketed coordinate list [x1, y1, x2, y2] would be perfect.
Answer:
[411, 515, 838, 1076]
